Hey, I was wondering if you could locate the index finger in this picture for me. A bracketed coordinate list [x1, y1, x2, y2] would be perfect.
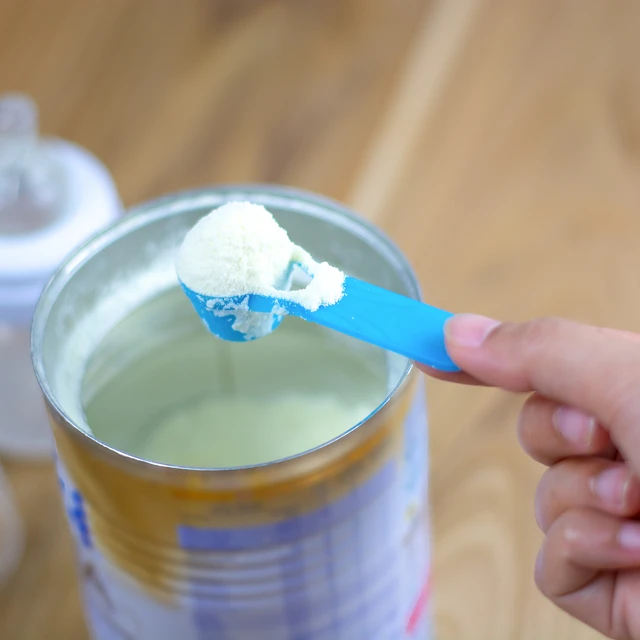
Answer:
[421, 315, 640, 469]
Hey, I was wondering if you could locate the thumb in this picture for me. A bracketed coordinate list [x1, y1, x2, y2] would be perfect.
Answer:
[441, 315, 640, 470]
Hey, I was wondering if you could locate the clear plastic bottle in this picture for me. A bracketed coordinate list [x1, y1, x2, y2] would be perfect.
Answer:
[0, 93, 121, 458]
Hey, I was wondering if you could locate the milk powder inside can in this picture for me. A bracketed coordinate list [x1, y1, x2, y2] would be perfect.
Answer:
[32, 186, 434, 640]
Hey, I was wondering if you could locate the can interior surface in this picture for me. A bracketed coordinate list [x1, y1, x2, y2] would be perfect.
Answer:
[33, 186, 418, 471]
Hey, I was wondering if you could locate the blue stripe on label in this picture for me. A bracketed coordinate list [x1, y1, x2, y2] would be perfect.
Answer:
[178, 461, 396, 551]
[69, 489, 92, 549]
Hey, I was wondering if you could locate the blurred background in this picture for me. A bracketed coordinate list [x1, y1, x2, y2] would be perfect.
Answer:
[2, 0, 640, 638]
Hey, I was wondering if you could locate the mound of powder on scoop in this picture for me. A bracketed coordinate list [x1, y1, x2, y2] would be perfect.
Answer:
[176, 201, 344, 311]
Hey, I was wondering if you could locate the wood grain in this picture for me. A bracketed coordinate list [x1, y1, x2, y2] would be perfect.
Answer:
[2, 0, 639, 638]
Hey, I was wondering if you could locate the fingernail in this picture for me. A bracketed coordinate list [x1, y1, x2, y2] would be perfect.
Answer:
[553, 406, 596, 445]
[445, 314, 501, 348]
[592, 466, 627, 508]
[619, 522, 640, 549]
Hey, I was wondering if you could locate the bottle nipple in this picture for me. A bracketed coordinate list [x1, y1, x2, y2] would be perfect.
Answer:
[0, 93, 65, 235]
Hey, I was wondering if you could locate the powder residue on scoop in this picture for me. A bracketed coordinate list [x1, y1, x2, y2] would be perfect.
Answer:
[176, 201, 344, 311]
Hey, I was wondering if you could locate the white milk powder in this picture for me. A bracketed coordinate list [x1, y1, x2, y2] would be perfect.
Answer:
[176, 202, 345, 312]
[141, 394, 373, 468]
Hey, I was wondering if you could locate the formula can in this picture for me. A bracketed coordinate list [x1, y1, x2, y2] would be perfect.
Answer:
[32, 186, 434, 640]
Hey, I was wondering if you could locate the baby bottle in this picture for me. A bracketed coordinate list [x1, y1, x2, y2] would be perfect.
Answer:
[0, 93, 121, 458]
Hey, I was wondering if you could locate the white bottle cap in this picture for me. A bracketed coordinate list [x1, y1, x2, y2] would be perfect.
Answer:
[0, 94, 122, 324]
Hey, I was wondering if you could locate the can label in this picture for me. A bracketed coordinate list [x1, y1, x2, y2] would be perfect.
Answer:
[54, 382, 433, 640]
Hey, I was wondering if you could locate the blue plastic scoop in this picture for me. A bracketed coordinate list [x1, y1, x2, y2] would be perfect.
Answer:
[180, 270, 459, 372]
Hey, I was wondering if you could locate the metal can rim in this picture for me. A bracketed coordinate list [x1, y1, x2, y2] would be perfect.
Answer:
[31, 183, 422, 477]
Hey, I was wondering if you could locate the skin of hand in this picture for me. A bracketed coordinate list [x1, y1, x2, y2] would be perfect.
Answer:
[417, 315, 640, 640]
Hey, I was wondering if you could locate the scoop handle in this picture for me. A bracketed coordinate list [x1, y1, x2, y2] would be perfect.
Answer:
[254, 276, 460, 372]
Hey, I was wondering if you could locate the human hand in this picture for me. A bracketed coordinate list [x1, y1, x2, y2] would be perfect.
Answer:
[418, 315, 640, 639]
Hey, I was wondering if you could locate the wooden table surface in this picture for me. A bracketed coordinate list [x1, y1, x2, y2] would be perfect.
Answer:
[2, 1, 640, 638]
